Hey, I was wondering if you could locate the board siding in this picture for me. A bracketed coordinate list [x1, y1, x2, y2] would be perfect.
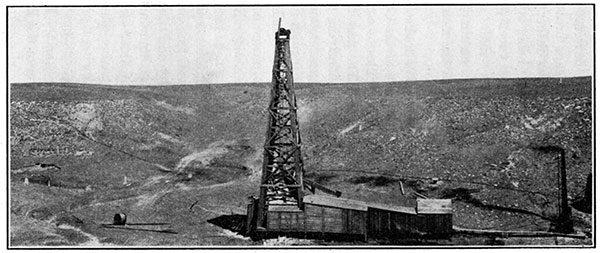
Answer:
[367, 208, 453, 237]
[267, 211, 306, 231]
[304, 203, 366, 235]
[265, 202, 452, 239]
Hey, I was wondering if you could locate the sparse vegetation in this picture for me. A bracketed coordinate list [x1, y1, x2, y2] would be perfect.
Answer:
[9, 76, 592, 246]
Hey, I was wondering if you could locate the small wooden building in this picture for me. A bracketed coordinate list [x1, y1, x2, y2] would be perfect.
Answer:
[247, 195, 453, 240]
[416, 199, 453, 235]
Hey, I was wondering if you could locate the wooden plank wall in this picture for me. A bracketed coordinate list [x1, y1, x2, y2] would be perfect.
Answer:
[266, 204, 367, 237]
[305, 204, 344, 233]
[246, 200, 257, 235]
[267, 211, 305, 232]
[263, 204, 452, 239]
[419, 214, 452, 234]
[367, 208, 453, 238]
[344, 209, 367, 235]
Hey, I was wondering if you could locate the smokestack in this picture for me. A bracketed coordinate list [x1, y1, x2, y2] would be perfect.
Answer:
[531, 144, 573, 233]
[556, 148, 574, 233]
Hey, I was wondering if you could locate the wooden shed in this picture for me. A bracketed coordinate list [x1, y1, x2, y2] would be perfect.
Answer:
[247, 195, 453, 240]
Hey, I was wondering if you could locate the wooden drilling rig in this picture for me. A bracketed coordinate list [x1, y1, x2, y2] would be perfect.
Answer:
[245, 20, 454, 240]
[257, 19, 305, 226]
[243, 20, 585, 242]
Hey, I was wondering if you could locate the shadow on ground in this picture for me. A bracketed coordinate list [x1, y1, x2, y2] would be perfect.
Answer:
[207, 214, 247, 235]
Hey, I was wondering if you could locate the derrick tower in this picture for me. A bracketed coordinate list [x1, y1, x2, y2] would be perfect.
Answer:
[245, 20, 454, 240]
[256, 22, 304, 228]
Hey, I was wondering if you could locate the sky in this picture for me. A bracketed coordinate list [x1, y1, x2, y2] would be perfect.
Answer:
[8, 6, 594, 85]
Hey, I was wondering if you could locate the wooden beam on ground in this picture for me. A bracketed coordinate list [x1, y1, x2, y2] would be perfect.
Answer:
[453, 226, 587, 239]
[399, 181, 405, 195]
[304, 179, 342, 197]
[414, 192, 428, 199]
[100, 224, 178, 234]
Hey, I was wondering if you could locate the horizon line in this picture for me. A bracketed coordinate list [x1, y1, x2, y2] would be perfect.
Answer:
[9, 75, 593, 87]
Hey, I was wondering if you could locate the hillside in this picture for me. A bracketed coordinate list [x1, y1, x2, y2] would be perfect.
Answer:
[9, 76, 593, 246]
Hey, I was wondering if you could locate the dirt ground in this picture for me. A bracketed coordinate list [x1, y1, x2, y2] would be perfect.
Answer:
[9, 78, 593, 247]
